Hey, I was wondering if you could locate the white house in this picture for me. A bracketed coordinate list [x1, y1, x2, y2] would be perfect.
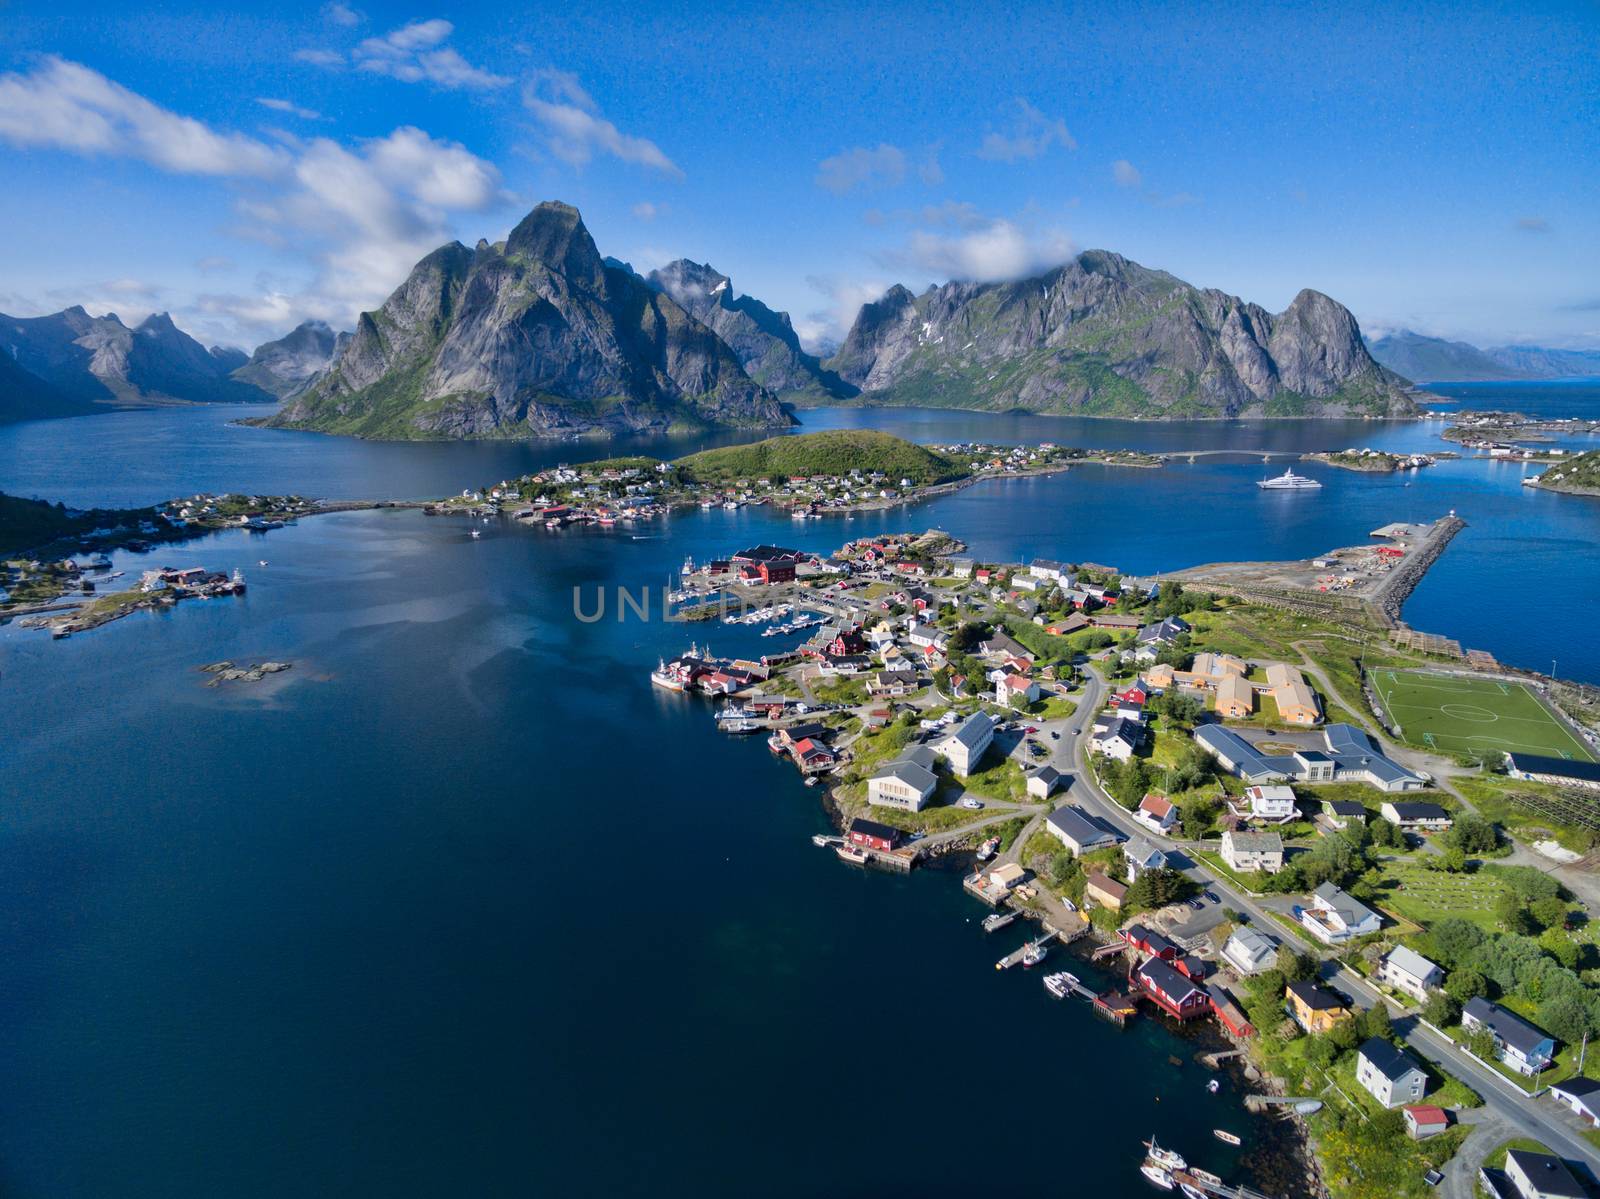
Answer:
[1503, 1149, 1587, 1199]
[1046, 806, 1117, 856]
[1300, 882, 1382, 944]
[1026, 765, 1064, 800]
[1356, 1037, 1427, 1108]
[1221, 926, 1279, 975]
[1242, 785, 1298, 824]
[1220, 830, 1284, 874]
[935, 711, 995, 778]
[1375, 945, 1444, 1001]
[1548, 1077, 1600, 1127]
[1461, 998, 1556, 1076]
[1380, 801, 1454, 832]
[866, 746, 939, 812]
[1090, 716, 1141, 761]
[997, 673, 1040, 708]
[1134, 792, 1177, 835]
[1123, 837, 1168, 880]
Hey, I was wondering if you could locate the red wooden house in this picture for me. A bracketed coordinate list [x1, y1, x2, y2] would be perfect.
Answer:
[1133, 957, 1211, 1021]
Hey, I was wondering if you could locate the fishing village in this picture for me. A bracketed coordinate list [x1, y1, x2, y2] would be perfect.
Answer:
[642, 522, 1600, 1199]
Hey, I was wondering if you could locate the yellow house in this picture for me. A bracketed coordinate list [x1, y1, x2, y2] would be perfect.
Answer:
[1286, 980, 1351, 1034]
[1267, 663, 1322, 725]
[1215, 672, 1255, 719]
[1086, 872, 1128, 911]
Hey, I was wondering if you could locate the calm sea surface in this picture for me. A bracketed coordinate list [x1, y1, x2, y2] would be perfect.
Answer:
[0, 385, 1597, 1196]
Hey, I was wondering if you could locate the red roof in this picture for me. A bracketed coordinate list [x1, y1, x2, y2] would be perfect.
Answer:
[1403, 1105, 1449, 1125]
[1139, 793, 1175, 819]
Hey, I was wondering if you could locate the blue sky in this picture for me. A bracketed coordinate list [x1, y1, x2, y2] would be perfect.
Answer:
[1, 0, 1596, 352]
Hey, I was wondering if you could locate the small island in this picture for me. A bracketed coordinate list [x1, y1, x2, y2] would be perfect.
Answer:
[1301, 449, 1443, 472]
[1525, 450, 1600, 497]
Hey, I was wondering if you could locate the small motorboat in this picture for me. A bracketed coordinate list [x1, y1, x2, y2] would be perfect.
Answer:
[1140, 1164, 1175, 1190]
[1144, 1140, 1186, 1171]
[1043, 971, 1080, 998]
[1213, 1129, 1242, 1146]
[1207, 1079, 1220, 1094]
[1179, 1181, 1208, 1199]
[469, 530, 481, 538]
[835, 843, 870, 865]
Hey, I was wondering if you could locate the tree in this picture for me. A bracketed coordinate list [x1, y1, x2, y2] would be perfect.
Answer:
[1305, 1037, 1338, 1068]
[1126, 867, 1199, 910]
[1367, 818, 1402, 849]
[1423, 992, 1460, 1026]
[1446, 814, 1499, 855]
[1431, 918, 1487, 970]
[1359, 1003, 1392, 1041]
[1540, 928, 1581, 970]
[1329, 1017, 1361, 1052]
[1467, 1028, 1499, 1061]
[1048, 852, 1079, 888]
[1180, 799, 1218, 840]
[1278, 948, 1317, 983]
[1441, 846, 1468, 873]
[1530, 897, 1569, 931]
[1496, 892, 1537, 936]
[1539, 991, 1595, 1045]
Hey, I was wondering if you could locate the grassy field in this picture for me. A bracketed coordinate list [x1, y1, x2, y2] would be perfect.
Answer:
[1369, 669, 1596, 761]
[1367, 859, 1513, 932]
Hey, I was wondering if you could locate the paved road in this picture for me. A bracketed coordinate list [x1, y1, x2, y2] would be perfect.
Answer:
[1056, 666, 1600, 1175]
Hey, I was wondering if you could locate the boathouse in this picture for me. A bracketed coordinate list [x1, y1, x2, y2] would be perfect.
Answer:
[1132, 957, 1210, 1021]
[847, 818, 900, 852]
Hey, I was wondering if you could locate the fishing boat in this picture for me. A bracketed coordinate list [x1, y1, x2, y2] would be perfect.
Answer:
[1140, 1164, 1175, 1190]
[681, 556, 696, 576]
[1144, 1140, 1187, 1171]
[1256, 468, 1322, 490]
[1213, 1129, 1242, 1146]
[835, 843, 870, 865]
[1021, 938, 1049, 968]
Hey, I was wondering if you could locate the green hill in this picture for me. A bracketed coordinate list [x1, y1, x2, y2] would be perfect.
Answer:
[675, 430, 966, 486]
[1532, 450, 1600, 497]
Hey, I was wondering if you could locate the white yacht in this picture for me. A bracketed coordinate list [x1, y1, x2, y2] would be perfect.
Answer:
[1257, 468, 1322, 490]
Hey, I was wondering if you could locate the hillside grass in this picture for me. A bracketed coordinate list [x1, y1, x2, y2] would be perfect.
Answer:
[675, 429, 967, 486]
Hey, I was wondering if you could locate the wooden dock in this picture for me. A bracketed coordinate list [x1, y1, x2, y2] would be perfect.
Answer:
[994, 935, 1053, 971]
[1090, 941, 1127, 961]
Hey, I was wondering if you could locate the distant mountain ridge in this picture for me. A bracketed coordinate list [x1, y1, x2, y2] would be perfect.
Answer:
[823, 251, 1415, 418]
[232, 320, 344, 398]
[0, 305, 270, 419]
[643, 259, 854, 402]
[270, 202, 791, 440]
[1367, 330, 1600, 382]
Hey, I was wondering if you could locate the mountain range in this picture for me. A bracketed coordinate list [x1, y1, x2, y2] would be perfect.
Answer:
[1366, 330, 1600, 382]
[269, 203, 789, 439]
[22, 199, 1549, 436]
[0, 305, 272, 422]
[824, 252, 1414, 418]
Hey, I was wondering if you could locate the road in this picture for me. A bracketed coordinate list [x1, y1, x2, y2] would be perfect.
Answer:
[1052, 664, 1600, 1175]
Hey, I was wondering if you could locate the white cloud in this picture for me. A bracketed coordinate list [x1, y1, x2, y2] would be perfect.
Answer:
[632, 201, 657, 221]
[353, 19, 510, 90]
[323, 2, 362, 25]
[800, 274, 895, 348]
[195, 256, 235, 273]
[976, 99, 1076, 162]
[257, 97, 322, 120]
[0, 58, 511, 343]
[815, 143, 907, 195]
[0, 57, 289, 177]
[293, 48, 345, 68]
[522, 70, 683, 179]
[879, 212, 1075, 283]
[1112, 158, 1142, 188]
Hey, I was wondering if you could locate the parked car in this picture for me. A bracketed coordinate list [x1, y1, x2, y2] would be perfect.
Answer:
[960, 797, 984, 810]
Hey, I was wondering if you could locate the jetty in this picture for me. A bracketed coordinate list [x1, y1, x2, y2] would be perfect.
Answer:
[994, 934, 1054, 971]
[981, 910, 1020, 934]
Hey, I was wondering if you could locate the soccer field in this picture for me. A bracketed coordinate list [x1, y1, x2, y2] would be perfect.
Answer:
[1369, 669, 1597, 761]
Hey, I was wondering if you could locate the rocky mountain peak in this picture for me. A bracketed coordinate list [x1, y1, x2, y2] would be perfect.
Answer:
[505, 200, 604, 286]
[649, 259, 734, 307]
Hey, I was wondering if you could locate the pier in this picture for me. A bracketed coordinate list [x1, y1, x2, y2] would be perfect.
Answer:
[993, 934, 1054, 971]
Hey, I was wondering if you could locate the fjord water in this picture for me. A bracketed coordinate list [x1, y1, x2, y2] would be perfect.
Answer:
[0, 385, 1597, 1196]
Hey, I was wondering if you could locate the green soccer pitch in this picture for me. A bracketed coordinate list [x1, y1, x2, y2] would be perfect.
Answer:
[1368, 669, 1597, 761]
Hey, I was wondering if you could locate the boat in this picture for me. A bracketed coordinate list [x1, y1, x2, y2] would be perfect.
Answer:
[1021, 939, 1049, 968]
[1256, 468, 1323, 490]
[1140, 1164, 1175, 1190]
[719, 718, 764, 734]
[981, 911, 1018, 934]
[1179, 1182, 1208, 1199]
[681, 556, 696, 576]
[1189, 1169, 1223, 1188]
[1144, 1140, 1187, 1171]
[1292, 1100, 1323, 1115]
[811, 834, 840, 848]
[835, 843, 870, 865]
[469, 529, 481, 538]
[975, 836, 1000, 861]
[1207, 1079, 1220, 1094]
[1213, 1130, 1241, 1146]
[1043, 971, 1080, 998]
